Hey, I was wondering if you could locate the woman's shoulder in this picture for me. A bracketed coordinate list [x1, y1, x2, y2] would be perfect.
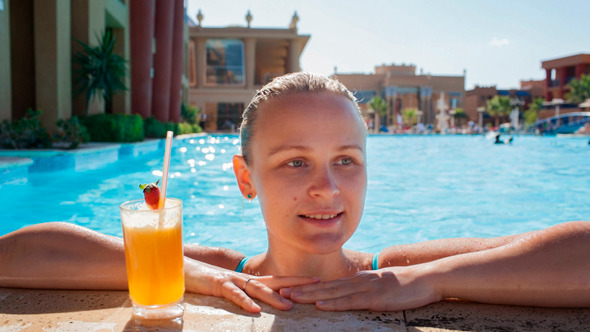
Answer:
[343, 249, 377, 270]
[372, 245, 415, 268]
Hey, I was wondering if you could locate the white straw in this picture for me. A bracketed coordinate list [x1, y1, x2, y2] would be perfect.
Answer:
[159, 131, 174, 209]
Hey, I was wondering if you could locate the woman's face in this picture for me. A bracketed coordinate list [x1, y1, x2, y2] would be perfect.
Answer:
[234, 93, 368, 255]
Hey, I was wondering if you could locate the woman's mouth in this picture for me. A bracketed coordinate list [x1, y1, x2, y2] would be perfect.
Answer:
[298, 212, 344, 226]
[302, 213, 339, 220]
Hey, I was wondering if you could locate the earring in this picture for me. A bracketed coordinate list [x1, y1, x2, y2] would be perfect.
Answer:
[247, 194, 252, 199]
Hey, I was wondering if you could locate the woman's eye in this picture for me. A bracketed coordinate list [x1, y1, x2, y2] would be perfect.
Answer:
[287, 160, 304, 167]
[339, 157, 352, 166]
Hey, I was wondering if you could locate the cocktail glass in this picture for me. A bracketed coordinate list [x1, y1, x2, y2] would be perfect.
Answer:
[120, 198, 184, 319]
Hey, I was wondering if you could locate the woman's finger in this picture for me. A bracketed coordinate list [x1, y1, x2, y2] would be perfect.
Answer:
[254, 275, 320, 290]
[285, 283, 368, 304]
[280, 275, 370, 301]
[315, 293, 373, 311]
[220, 280, 261, 313]
[242, 279, 294, 310]
[224, 275, 311, 311]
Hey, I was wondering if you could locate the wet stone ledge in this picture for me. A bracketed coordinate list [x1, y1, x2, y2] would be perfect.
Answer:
[1, 288, 588, 331]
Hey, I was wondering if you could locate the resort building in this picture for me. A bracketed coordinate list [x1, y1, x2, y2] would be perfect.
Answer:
[463, 81, 544, 127]
[186, 11, 309, 131]
[541, 53, 590, 102]
[0, 0, 187, 129]
[333, 64, 465, 131]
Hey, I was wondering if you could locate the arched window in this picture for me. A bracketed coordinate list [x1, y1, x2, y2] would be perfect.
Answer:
[205, 39, 245, 86]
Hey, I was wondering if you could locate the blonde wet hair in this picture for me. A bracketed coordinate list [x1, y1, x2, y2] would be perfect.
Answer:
[239, 72, 362, 163]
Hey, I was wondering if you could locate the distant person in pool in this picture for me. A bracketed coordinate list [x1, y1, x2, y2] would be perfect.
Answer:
[494, 134, 513, 144]
[1, 73, 589, 313]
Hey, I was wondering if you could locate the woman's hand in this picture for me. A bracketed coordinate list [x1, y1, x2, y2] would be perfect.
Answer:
[184, 258, 320, 313]
[279, 265, 440, 312]
[281, 221, 590, 311]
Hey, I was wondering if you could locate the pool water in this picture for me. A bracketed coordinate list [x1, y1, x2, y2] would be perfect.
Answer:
[1, 134, 589, 256]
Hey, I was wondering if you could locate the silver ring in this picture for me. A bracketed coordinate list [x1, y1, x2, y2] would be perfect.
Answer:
[244, 278, 252, 290]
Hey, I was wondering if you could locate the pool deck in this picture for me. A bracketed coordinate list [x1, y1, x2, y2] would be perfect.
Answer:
[1, 288, 588, 331]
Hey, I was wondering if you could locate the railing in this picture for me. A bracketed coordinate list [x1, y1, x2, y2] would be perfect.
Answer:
[535, 112, 590, 134]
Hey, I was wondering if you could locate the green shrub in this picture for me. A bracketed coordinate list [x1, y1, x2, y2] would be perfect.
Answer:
[165, 122, 178, 135]
[123, 114, 144, 142]
[81, 113, 143, 142]
[192, 123, 203, 134]
[176, 122, 200, 135]
[144, 117, 167, 138]
[144, 117, 203, 138]
[81, 114, 115, 142]
[179, 122, 205, 135]
[176, 122, 189, 135]
[54, 116, 90, 149]
[0, 109, 52, 149]
[181, 104, 199, 124]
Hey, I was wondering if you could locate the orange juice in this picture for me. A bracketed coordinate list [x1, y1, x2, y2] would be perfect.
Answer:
[122, 222, 184, 306]
[120, 198, 185, 318]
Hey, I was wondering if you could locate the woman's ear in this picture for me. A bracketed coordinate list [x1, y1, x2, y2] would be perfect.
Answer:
[233, 155, 255, 199]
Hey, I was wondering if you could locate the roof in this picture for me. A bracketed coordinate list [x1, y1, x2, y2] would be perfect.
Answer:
[332, 74, 385, 91]
[541, 53, 590, 69]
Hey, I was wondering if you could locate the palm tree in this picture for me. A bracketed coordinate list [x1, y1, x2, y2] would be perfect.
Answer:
[403, 108, 418, 126]
[368, 96, 388, 133]
[486, 96, 511, 128]
[523, 97, 544, 129]
[453, 108, 468, 127]
[72, 30, 127, 115]
[566, 74, 590, 105]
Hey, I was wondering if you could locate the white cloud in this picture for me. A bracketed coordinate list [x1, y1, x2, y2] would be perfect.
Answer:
[489, 37, 510, 47]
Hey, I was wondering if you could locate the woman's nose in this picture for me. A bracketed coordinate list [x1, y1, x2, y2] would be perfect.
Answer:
[308, 166, 340, 198]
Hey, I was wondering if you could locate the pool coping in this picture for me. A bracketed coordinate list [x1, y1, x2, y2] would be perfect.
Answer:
[1, 288, 588, 331]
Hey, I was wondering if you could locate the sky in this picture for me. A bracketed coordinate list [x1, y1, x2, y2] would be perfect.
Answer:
[186, 0, 590, 90]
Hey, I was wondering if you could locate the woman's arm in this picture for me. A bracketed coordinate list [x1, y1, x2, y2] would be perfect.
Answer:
[0, 222, 318, 313]
[431, 220, 590, 307]
[0, 222, 128, 290]
[184, 243, 245, 270]
[282, 221, 590, 311]
[378, 233, 522, 267]
[0, 222, 245, 289]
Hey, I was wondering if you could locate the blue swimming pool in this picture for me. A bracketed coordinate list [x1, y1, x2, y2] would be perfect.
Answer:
[1, 134, 589, 255]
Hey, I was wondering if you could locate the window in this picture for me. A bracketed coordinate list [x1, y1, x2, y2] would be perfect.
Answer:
[205, 39, 245, 86]
[217, 103, 244, 131]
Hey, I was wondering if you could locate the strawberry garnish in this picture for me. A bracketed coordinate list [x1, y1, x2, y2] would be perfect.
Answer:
[139, 180, 161, 209]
